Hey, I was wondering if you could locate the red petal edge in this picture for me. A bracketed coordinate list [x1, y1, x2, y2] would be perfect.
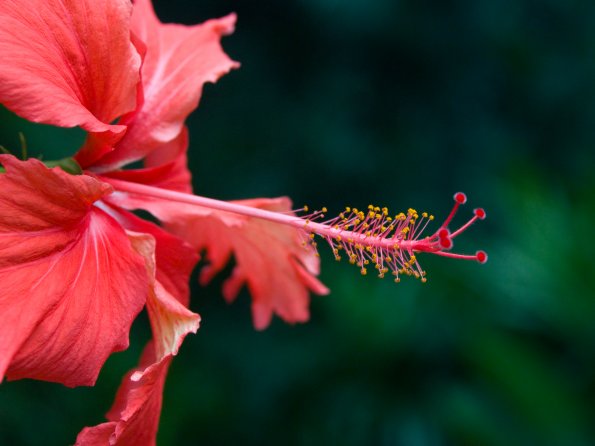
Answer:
[76, 343, 170, 446]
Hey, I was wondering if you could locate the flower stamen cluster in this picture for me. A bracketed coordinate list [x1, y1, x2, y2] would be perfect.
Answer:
[300, 192, 487, 282]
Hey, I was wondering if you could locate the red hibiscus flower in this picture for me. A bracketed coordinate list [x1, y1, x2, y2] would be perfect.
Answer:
[0, 0, 486, 444]
[0, 0, 331, 443]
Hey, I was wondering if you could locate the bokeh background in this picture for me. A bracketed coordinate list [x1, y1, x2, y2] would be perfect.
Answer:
[1, 0, 594, 445]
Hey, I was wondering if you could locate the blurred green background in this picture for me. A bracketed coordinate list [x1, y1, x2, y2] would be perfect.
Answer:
[1, 0, 594, 445]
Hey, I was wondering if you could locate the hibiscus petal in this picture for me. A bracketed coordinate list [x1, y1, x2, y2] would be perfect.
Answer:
[74, 226, 199, 446]
[100, 202, 198, 306]
[0, 155, 149, 387]
[92, 0, 239, 170]
[181, 198, 329, 329]
[100, 201, 200, 353]
[125, 230, 200, 358]
[74, 31, 149, 168]
[0, 0, 140, 139]
[76, 343, 170, 446]
[102, 127, 193, 194]
[106, 191, 329, 330]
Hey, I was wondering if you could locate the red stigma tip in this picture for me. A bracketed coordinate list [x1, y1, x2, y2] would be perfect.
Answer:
[476, 250, 488, 264]
[454, 192, 467, 204]
[438, 228, 450, 238]
[439, 237, 453, 250]
[474, 208, 486, 220]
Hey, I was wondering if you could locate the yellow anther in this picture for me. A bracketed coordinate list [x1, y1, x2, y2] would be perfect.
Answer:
[368, 204, 374, 210]
[386, 256, 392, 262]
[361, 268, 367, 275]
[394, 277, 401, 283]
[429, 215, 435, 220]
[322, 207, 328, 213]
[345, 206, 351, 212]
[335, 235, 342, 241]
[304, 205, 309, 212]
[421, 277, 427, 283]
[409, 255, 416, 262]
[422, 212, 428, 218]
[364, 259, 370, 265]
[309, 233, 315, 239]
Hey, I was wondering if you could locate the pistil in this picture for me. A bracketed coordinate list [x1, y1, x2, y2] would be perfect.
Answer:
[104, 177, 487, 282]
